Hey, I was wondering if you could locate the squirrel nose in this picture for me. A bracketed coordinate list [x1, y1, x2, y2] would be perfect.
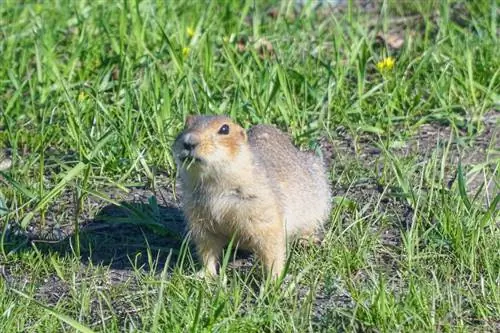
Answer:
[182, 133, 198, 151]
[183, 141, 196, 151]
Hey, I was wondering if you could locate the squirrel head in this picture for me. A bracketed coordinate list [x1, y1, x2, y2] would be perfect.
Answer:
[173, 115, 248, 175]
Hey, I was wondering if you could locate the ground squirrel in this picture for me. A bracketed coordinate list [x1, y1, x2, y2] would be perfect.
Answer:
[173, 115, 331, 278]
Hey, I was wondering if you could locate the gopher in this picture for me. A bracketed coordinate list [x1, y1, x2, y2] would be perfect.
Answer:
[173, 115, 331, 277]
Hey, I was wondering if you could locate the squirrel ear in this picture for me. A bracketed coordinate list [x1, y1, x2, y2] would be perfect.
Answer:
[185, 115, 196, 127]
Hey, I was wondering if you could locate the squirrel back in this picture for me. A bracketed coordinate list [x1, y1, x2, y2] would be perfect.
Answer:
[247, 124, 331, 237]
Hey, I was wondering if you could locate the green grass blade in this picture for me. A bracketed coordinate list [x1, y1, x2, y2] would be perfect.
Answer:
[11, 289, 96, 333]
[457, 162, 472, 212]
[21, 162, 87, 228]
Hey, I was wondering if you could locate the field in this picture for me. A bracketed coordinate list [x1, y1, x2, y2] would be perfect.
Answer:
[0, 0, 499, 332]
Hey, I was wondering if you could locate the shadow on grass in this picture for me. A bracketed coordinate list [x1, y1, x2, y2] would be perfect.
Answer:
[1, 196, 190, 273]
[77, 200, 188, 271]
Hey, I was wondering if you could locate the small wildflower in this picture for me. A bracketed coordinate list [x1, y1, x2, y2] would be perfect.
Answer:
[33, 4, 43, 13]
[376, 57, 395, 72]
[182, 47, 190, 58]
[186, 27, 195, 38]
[78, 91, 87, 102]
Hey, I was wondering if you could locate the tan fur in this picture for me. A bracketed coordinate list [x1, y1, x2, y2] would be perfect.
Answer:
[173, 115, 331, 278]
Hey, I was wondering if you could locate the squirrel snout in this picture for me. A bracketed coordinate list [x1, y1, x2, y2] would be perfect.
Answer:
[176, 132, 202, 164]
[182, 133, 199, 152]
[183, 141, 197, 151]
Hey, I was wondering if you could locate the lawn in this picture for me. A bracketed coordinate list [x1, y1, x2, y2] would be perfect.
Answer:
[0, 0, 498, 332]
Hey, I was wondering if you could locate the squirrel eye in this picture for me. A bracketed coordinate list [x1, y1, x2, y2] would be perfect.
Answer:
[218, 124, 230, 135]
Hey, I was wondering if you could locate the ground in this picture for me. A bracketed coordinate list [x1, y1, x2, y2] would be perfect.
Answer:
[0, 1, 499, 332]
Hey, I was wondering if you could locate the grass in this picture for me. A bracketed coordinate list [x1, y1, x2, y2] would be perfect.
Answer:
[0, 0, 499, 331]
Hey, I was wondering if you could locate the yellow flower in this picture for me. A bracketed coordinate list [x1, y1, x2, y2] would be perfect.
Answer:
[186, 27, 195, 38]
[376, 57, 395, 72]
[78, 91, 87, 101]
[34, 4, 43, 13]
[182, 47, 190, 58]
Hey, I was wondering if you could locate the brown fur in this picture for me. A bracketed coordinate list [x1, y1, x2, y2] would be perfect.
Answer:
[173, 115, 331, 278]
